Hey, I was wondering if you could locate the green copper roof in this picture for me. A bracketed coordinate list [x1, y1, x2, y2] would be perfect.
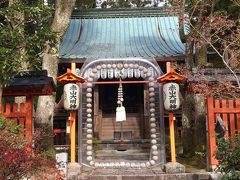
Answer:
[59, 9, 187, 60]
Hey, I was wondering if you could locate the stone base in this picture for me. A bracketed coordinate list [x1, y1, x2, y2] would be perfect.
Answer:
[68, 163, 82, 180]
[163, 162, 185, 173]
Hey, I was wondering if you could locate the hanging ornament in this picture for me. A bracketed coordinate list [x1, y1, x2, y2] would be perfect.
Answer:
[116, 78, 126, 122]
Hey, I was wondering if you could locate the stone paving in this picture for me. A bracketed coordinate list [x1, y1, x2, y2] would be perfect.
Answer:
[68, 165, 221, 180]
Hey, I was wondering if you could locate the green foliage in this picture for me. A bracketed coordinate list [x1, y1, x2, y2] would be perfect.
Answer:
[215, 135, 240, 180]
[0, 0, 56, 87]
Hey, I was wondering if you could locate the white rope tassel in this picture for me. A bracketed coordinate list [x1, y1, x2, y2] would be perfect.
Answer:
[116, 78, 126, 122]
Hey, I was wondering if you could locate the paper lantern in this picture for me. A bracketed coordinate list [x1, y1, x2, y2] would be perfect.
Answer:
[163, 82, 181, 111]
[63, 83, 79, 110]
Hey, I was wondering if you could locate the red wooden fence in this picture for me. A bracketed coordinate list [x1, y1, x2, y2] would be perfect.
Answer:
[1, 100, 33, 139]
[207, 97, 240, 166]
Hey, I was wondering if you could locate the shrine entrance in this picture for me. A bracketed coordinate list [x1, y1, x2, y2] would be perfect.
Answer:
[78, 58, 166, 167]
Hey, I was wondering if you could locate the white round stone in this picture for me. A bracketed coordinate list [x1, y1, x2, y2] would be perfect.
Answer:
[151, 139, 157, 144]
[107, 64, 112, 68]
[139, 66, 144, 70]
[86, 140, 93, 145]
[151, 134, 157, 139]
[88, 78, 93, 82]
[151, 128, 156, 133]
[130, 163, 135, 168]
[143, 68, 148, 73]
[89, 73, 95, 78]
[120, 162, 125, 167]
[86, 93, 92, 98]
[86, 103, 92, 108]
[149, 97, 155, 102]
[92, 68, 97, 73]
[150, 113, 155, 117]
[95, 162, 99, 167]
[151, 145, 158, 150]
[87, 114, 92, 118]
[87, 88, 92, 92]
[112, 64, 117, 68]
[149, 103, 155, 108]
[87, 156, 92, 161]
[86, 98, 92, 103]
[150, 108, 155, 113]
[87, 151, 93, 156]
[87, 145, 92, 150]
[105, 163, 110, 167]
[149, 92, 155, 97]
[101, 64, 107, 68]
[129, 63, 134, 68]
[150, 123, 156, 128]
[150, 117, 156, 122]
[152, 150, 158, 155]
[90, 161, 95, 166]
[117, 63, 123, 69]
[96, 65, 101, 70]
[87, 118, 92, 123]
[134, 64, 139, 69]
[146, 162, 151, 167]
[147, 72, 152, 77]
[149, 87, 155, 92]
[87, 129, 92, 134]
[140, 163, 146, 168]
[86, 134, 92, 138]
[87, 83, 93, 88]
[149, 82, 155, 87]
[125, 162, 130, 167]
[87, 108, 92, 113]
[86, 123, 92, 128]
[152, 156, 158, 161]
[123, 64, 129, 68]
[150, 160, 156, 165]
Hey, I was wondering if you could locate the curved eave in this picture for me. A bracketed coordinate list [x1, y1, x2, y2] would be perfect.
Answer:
[59, 14, 187, 60]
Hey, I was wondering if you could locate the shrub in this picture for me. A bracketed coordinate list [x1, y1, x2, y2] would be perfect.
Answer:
[215, 134, 240, 180]
[0, 117, 57, 179]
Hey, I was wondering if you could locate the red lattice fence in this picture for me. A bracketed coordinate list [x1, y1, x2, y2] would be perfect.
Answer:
[207, 97, 240, 166]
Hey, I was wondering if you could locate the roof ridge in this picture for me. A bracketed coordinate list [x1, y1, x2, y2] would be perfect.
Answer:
[72, 7, 181, 18]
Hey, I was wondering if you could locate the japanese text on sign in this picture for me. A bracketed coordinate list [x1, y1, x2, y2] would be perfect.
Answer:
[63, 83, 79, 110]
[163, 82, 181, 111]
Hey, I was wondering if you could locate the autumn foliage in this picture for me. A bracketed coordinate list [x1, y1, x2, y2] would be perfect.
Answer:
[0, 117, 57, 180]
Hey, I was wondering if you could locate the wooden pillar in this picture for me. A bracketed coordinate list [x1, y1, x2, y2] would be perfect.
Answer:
[70, 111, 76, 163]
[26, 95, 33, 140]
[169, 112, 176, 162]
[70, 62, 76, 163]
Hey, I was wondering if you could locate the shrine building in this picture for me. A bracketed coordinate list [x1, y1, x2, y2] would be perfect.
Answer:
[55, 7, 187, 168]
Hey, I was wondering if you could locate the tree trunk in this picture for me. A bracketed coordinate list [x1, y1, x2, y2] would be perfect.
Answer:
[35, 0, 76, 150]
[0, 83, 3, 115]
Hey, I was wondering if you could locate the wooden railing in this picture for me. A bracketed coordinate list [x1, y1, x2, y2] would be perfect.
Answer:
[1, 102, 33, 138]
[207, 97, 240, 166]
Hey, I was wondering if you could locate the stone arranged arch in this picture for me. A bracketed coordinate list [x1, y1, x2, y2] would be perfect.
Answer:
[78, 58, 164, 168]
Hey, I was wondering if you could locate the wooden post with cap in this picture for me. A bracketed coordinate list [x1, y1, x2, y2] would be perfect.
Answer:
[57, 63, 85, 163]
[157, 62, 187, 163]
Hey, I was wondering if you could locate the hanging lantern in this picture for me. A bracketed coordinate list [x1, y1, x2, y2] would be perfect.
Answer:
[63, 83, 79, 110]
[163, 82, 181, 111]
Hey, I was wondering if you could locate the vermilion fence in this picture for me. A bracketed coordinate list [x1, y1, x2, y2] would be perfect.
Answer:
[1, 103, 32, 138]
[207, 97, 240, 166]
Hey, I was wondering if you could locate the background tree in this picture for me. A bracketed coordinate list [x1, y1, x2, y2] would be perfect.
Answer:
[173, 0, 240, 160]
[35, 0, 76, 150]
[0, 0, 56, 110]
